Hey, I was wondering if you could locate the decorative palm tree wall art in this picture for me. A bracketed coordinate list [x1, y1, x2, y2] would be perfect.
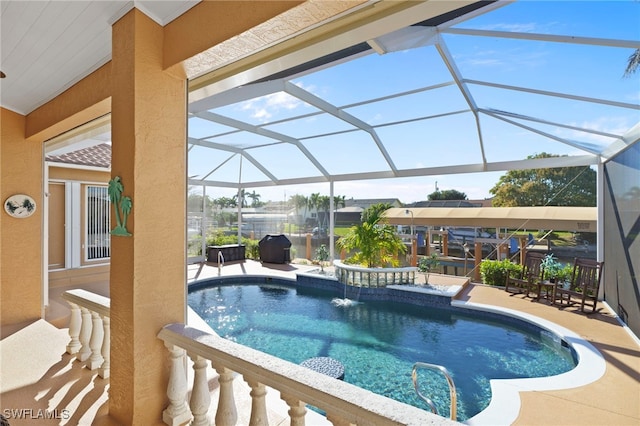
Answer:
[108, 176, 133, 236]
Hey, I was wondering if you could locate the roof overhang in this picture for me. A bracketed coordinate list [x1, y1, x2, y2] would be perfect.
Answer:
[384, 206, 597, 232]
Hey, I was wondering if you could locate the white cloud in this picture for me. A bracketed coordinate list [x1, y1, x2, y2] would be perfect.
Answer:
[481, 22, 538, 33]
[238, 82, 317, 123]
[458, 46, 548, 71]
[558, 116, 631, 144]
[480, 21, 561, 34]
[625, 89, 640, 103]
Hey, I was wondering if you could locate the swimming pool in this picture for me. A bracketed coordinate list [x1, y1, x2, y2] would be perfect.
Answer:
[188, 279, 578, 421]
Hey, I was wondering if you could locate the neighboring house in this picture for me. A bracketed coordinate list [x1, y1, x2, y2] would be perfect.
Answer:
[335, 206, 364, 226]
[46, 143, 111, 287]
[345, 198, 403, 210]
[407, 198, 493, 208]
[334, 198, 403, 226]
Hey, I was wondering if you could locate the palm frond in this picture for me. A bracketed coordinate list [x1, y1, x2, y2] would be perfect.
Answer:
[623, 48, 640, 77]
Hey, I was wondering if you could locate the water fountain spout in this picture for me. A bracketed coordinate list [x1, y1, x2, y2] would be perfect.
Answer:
[331, 283, 358, 307]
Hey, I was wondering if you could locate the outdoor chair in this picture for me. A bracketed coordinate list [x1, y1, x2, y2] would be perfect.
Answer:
[554, 258, 603, 313]
[504, 251, 546, 297]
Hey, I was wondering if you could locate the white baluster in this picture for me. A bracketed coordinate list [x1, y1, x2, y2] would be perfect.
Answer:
[98, 316, 110, 379]
[281, 393, 306, 426]
[245, 378, 268, 426]
[188, 354, 211, 426]
[162, 344, 191, 426]
[66, 301, 81, 354]
[76, 307, 92, 362]
[85, 311, 104, 370]
[326, 413, 355, 426]
[213, 364, 237, 426]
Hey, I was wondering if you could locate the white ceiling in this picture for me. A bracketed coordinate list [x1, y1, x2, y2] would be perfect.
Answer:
[0, 0, 199, 115]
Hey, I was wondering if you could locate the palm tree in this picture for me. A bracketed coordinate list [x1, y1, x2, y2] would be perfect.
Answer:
[218, 196, 236, 208]
[247, 190, 261, 207]
[361, 202, 392, 224]
[333, 195, 346, 227]
[624, 49, 640, 77]
[318, 195, 330, 230]
[234, 189, 248, 208]
[290, 194, 308, 233]
[308, 193, 321, 229]
[338, 220, 406, 268]
[337, 204, 406, 268]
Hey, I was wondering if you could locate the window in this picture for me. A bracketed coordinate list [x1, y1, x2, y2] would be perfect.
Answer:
[85, 185, 110, 260]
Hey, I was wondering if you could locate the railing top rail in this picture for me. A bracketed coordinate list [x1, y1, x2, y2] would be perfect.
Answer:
[333, 260, 418, 274]
[158, 323, 455, 426]
[61, 289, 110, 317]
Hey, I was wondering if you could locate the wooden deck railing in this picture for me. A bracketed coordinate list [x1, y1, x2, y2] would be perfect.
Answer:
[61, 289, 111, 379]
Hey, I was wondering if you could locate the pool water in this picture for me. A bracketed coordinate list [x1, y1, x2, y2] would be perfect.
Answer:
[188, 283, 576, 421]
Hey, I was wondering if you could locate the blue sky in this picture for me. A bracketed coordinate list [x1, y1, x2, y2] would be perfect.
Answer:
[188, 1, 640, 204]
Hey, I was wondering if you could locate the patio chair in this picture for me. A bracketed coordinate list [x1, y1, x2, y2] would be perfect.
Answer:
[504, 251, 546, 297]
[554, 258, 603, 313]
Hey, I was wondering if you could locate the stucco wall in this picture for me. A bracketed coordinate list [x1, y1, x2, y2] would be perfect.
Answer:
[1, 108, 43, 324]
[47, 164, 111, 279]
[48, 165, 110, 182]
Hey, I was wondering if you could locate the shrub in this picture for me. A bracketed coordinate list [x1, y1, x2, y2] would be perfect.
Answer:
[205, 230, 259, 259]
[418, 253, 440, 273]
[541, 253, 562, 281]
[337, 221, 406, 268]
[555, 263, 574, 284]
[206, 230, 236, 246]
[480, 259, 522, 286]
[536, 230, 558, 240]
[245, 240, 259, 259]
[418, 253, 440, 285]
[315, 244, 329, 271]
[574, 232, 596, 244]
[187, 239, 202, 257]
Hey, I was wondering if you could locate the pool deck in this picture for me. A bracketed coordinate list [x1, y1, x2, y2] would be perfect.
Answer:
[3, 259, 637, 425]
[189, 259, 640, 426]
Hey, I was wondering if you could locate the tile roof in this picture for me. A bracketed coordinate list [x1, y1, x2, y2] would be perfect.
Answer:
[410, 200, 484, 208]
[46, 143, 111, 168]
[345, 198, 401, 208]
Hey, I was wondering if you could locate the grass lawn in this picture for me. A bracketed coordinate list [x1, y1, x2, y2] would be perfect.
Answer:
[508, 230, 590, 247]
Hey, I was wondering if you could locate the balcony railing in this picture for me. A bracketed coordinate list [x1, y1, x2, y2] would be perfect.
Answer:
[61, 290, 452, 425]
[61, 289, 111, 379]
[157, 323, 453, 426]
[333, 260, 418, 287]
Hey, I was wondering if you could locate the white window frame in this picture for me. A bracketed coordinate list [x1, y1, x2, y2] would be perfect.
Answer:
[84, 184, 111, 262]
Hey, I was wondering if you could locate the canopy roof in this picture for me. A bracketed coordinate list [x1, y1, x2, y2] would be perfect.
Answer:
[384, 206, 597, 232]
[42, 1, 640, 201]
[186, 1, 640, 192]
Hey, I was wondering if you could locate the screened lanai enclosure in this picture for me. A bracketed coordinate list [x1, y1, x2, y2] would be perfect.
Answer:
[41, 1, 639, 335]
[185, 0, 639, 260]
